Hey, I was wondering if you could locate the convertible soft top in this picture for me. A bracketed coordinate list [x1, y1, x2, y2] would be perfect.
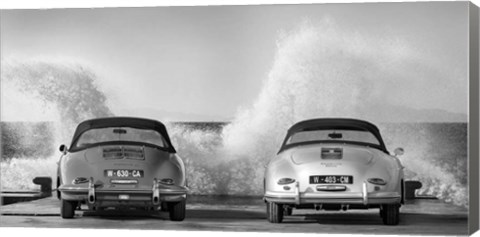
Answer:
[70, 117, 176, 153]
[279, 118, 388, 153]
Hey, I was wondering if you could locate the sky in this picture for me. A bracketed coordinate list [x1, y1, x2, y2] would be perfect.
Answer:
[0, 1, 471, 121]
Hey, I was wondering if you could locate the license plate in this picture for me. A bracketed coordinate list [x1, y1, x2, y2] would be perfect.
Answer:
[310, 175, 353, 184]
[105, 169, 143, 178]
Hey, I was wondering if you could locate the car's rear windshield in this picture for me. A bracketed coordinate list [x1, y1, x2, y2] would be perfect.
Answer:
[286, 129, 381, 146]
[72, 127, 168, 150]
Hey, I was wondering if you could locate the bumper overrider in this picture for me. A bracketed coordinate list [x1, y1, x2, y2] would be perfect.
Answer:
[59, 178, 188, 207]
[264, 181, 401, 205]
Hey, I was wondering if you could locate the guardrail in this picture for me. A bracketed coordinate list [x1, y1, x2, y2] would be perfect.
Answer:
[1, 177, 52, 205]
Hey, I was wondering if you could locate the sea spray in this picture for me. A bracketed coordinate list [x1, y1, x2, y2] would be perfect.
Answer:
[221, 20, 468, 206]
[167, 122, 260, 195]
[1, 122, 54, 159]
[1, 60, 113, 131]
[223, 19, 416, 156]
[1, 60, 113, 190]
[380, 123, 468, 207]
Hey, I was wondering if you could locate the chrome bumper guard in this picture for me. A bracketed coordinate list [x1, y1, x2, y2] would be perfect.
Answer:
[362, 181, 368, 205]
[152, 178, 160, 205]
[88, 177, 96, 204]
[294, 181, 300, 205]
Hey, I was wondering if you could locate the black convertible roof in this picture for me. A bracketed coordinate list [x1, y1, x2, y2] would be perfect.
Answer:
[279, 118, 388, 153]
[70, 117, 176, 153]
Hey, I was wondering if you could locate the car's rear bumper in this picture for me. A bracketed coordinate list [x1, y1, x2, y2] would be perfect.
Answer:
[264, 181, 401, 205]
[59, 179, 188, 206]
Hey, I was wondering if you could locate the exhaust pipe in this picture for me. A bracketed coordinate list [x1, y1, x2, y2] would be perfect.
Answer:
[88, 177, 96, 204]
[152, 178, 160, 205]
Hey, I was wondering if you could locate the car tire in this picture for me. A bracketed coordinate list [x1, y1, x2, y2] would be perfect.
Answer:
[61, 200, 76, 219]
[266, 201, 283, 223]
[382, 204, 399, 225]
[168, 200, 186, 221]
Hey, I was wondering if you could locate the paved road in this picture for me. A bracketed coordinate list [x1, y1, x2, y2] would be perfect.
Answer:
[0, 196, 468, 235]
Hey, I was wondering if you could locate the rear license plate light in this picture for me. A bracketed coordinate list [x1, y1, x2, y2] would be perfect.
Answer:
[118, 194, 130, 200]
[111, 179, 138, 184]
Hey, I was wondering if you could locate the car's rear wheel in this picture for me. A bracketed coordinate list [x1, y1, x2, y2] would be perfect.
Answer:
[382, 204, 400, 225]
[266, 201, 283, 223]
[168, 200, 186, 221]
[61, 200, 76, 219]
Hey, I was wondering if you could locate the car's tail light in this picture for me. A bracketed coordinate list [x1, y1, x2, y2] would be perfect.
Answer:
[72, 177, 89, 184]
[277, 178, 295, 185]
[159, 178, 175, 185]
[367, 178, 387, 185]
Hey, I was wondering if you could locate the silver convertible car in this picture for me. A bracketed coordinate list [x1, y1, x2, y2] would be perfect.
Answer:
[57, 117, 188, 221]
[264, 118, 405, 225]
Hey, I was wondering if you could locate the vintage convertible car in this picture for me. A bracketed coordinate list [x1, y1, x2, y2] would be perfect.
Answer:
[264, 118, 405, 225]
[56, 117, 188, 221]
